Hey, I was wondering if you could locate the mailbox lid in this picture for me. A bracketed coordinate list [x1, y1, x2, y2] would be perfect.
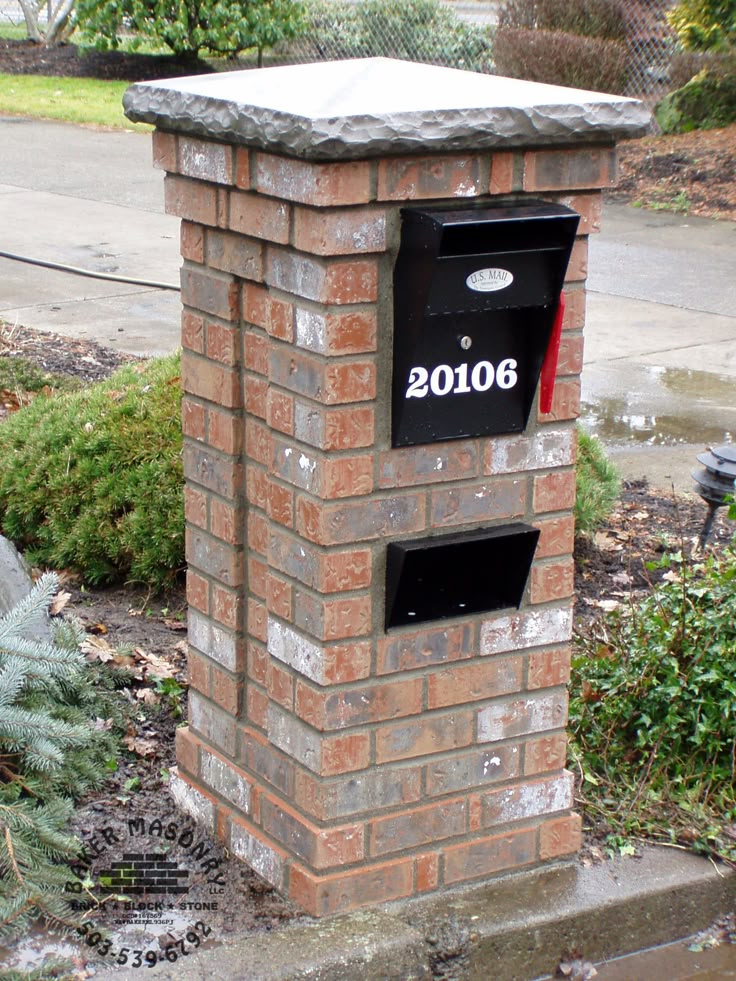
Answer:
[399, 202, 580, 314]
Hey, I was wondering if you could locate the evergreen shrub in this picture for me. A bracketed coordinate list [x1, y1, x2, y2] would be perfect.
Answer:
[575, 429, 620, 537]
[493, 27, 629, 91]
[0, 354, 183, 590]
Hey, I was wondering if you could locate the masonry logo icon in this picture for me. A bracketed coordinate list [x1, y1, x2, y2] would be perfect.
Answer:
[99, 852, 191, 896]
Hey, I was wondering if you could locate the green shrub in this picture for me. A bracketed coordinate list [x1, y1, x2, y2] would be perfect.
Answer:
[76, 0, 306, 61]
[668, 0, 736, 53]
[493, 26, 629, 91]
[575, 429, 620, 537]
[498, 0, 628, 42]
[655, 66, 736, 131]
[302, 0, 490, 71]
[0, 354, 183, 590]
[0, 574, 122, 942]
[571, 541, 736, 861]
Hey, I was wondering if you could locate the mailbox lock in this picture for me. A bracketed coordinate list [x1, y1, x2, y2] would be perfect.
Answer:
[459, 335, 473, 351]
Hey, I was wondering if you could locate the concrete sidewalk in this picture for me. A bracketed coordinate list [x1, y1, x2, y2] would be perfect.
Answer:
[2, 116, 735, 491]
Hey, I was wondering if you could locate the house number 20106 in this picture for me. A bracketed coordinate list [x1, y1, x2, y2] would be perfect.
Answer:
[405, 359, 518, 399]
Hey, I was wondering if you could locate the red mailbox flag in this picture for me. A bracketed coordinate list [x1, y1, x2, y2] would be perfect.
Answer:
[540, 292, 566, 414]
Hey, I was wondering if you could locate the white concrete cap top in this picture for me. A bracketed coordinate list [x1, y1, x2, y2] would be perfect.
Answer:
[123, 57, 650, 159]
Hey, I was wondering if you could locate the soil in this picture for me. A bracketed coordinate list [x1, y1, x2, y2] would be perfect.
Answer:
[1, 37, 735, 977]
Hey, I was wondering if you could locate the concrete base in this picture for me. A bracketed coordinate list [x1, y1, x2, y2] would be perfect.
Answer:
[123, 846, 736, 981]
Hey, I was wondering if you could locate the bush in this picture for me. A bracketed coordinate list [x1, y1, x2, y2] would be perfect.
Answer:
[498, 0, 628, 42]
[575, 429, 620, 537]
[668, 0, 736, 53]
[669, 48, 736, 87]
[493, 27, 629, 92]
[76, 0, 306, 60]
[0, 354, 183, 590]
[655, 66, 736, 130]
[571, 539, 736, 861]
[302, 0, 490, 71]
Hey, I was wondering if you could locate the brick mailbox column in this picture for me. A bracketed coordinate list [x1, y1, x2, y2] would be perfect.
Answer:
[124, 60, 648, 916]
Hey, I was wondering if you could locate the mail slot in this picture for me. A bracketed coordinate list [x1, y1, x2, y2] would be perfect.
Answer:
[391, 202, 580, 447]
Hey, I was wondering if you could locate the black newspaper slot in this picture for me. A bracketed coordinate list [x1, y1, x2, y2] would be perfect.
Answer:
[392, 201, 580, 447]
[385, 523, 540, 630]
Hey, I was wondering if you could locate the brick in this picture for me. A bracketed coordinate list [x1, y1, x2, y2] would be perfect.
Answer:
[200, 747, 252, 814]
[246, 467, 268, 509]
[245, 729, 295, 797]
[297, 494, 425, 546]
[556, 334, 584, 376]
[527, 646, 571, 690]
[186, 570, 210, 615]
[531, 559, 575, 604]
[377, 154, 482, 200]
[370, 799, 467, 857]
[546, 191, 602, 235]
[489, 151, 517, 195]
[178, 136, 233, 184]
[255, 154, 372, 206]
[379, 442, 479, 488]
[288, 858, 414, 916]
[416, 853, 440, 892]
[181, 221, 205, 263]
[245, 375, 269, 420]
[230, 190, 290, 244]
[246, 684, 269, 729]
[427, 657, 523, 710]
[480, 607, 573, 656]
[184, 485, 207, 529]
[182, 351, 241, 409]
[187, 650, 210, 694]
[170, 770, 217, 833]
[181, 266, 239, 322]
[295, 677, 422, 731]
[206, 228, 262, 281]
[294, 591, 372, 642]
[181, 311, 205, 354]
[563, 286, 586, 330]
[534, 515, 575, 559]
[295, 307, 377, 356]
[152, 130, 177, 172]
[211, 583, 242, 631]
[165, 175, 217, 225]
[293, 206, 386, 255]
[430, 479, 525, 528]
[268, 704, 370, 775]
[182, 398, 206, 441]
[267, 658, 294, 710]
[183, 443, 243, 499]
[539, 812, 582, 860]
[487, 429, 575, 476]
[268, 617, 371, 685]
[480, 771, 573, 828]
[533, 470, 576, 513]
[265, 248, 378, 304]
[377, 624, 472, 675]
[208, 408, 243, 455]
[175, 725, 199, 777]
[524, 733, 568, 776]
[234, 148, 250, 189]
[444, 828, 536, 885]
[248, 598, 268, 642]
[318, 548, 372, 593]
[294, 403, 375, 451]
[210, 499, 242, 546]
[246, 417, 271, 466]
[272, 442, 373, 499]
[538, 378, 581, 423]
[242, 283, 294, 341]
[230, 816, 287, 891]
[269, 347, 376, 404]
[188, 608, 243, 673]
[186, 527, 244, 587]
[248, 557, 268, 600]
[425, 745, 520, 797]
[247, 511, 269, 556]
[477, 690, 568, 743]
[260, 795, 364, 868]
[267, 389, 294, 436]
[523, 146, 617, 191]
[294, 766, 422, 821]
[376, 710, 473, 764]
[189, 690, 237, 757]
[565, 237, 588, 282]
[267, 479, 294, 527]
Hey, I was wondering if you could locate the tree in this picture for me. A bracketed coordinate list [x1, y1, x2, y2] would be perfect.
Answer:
[17, 0, 75, 45]
[668, 0, 736, 52]
[76, 0, 306, 62]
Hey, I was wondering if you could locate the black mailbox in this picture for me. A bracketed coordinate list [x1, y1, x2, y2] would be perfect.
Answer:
[391, 201, 580, 447]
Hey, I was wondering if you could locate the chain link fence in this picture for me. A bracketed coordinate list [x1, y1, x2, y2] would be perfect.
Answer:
[2, 0, 679, 97]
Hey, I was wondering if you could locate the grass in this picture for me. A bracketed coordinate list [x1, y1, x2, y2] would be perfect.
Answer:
[0, 72, 150, 129]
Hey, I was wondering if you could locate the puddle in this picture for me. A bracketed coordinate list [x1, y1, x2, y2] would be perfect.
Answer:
[582, 363, 736, 446]
[594, 936, 736, 980]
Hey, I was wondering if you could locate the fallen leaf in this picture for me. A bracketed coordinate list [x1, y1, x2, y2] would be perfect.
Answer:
[133, 646, 178, 680]
[611, 572, 634, 586]
[162, 617, 187, 632]
[89, 622, 108, 635]
[630, 510, 650, 521]
[174, 640, 189, 655]
[136, 689, 161, 706]
[81, 635, 116, 662]
[593, 532, 623, 552]
[123, 733, 157, 758]
[49, 590, 72, 615]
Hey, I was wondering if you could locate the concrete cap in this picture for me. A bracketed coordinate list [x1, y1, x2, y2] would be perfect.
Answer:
[123, 57, 650, 159]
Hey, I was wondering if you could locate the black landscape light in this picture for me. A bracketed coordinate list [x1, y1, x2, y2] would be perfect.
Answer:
[691, 443, 736, 548]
